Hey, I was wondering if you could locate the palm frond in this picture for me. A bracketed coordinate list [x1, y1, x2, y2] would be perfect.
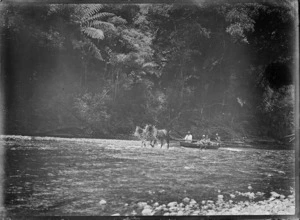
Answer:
[82, 27, 104, 40]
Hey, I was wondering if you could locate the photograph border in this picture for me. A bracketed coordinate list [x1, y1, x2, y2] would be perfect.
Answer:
[0, 0, 299, 218]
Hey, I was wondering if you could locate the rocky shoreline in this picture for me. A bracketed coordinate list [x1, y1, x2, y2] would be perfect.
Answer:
[109, 190, 295, 216]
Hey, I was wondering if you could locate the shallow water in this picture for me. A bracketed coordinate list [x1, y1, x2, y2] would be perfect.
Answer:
[2, 136, 295, 216]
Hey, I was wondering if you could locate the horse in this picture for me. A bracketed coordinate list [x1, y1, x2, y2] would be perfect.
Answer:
[134, 126, 147, 147]
[134, 125, 156, 147]
[143, 124, 157, 147]
[144, 124, 170, 149]
[152, 126, 170, 149]
[134, 124, 170, 149]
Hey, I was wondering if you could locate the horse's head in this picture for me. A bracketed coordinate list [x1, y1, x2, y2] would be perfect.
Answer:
[149, 125, 155, 133]
[134, 126, 143, 137]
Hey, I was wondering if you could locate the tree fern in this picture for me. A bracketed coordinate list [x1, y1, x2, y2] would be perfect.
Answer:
[80, 4, 119, 40]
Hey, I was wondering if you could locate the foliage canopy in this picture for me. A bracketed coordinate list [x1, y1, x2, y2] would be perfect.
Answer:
[1, 1, 296, 141]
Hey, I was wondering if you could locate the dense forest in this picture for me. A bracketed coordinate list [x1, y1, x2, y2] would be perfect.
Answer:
[0, 1, 297, 141]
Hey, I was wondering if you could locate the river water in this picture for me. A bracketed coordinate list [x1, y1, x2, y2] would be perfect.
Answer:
[2, 136, 295, 216]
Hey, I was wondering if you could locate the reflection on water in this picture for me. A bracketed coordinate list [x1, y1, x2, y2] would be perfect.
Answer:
[2, 137, 295, 216]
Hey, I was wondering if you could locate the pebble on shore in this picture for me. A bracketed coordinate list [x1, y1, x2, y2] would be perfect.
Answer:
[99, 199, 107, 205]
[118, 190, 295, 216]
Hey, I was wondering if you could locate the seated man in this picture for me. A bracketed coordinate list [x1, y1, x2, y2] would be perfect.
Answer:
[197, 135, 206, 145]
[184, 131, 193, 142]
[211, 133, 220, 141]
[205, 134, 210, 141]
[215, 133, 221, 142]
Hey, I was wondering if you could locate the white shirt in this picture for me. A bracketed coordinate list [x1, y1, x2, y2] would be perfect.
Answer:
[185, 134, 193, 141]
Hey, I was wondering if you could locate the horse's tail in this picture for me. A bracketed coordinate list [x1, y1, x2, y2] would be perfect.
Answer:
[163, 129, 170, 148]
[162, 129, 170, 137]
[166, 129, 170, 142]
[166, 129, 170, 137]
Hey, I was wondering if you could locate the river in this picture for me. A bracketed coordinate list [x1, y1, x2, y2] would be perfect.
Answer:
[1, 136, 295, 216]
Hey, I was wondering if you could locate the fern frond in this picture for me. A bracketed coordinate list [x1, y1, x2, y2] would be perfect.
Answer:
[82, 27, 104, 40]
[48, 5, 63, 15]
[85, 40, 103, 60]
[108, 16, 128, 25]
[92, 47, 104, 61]
[89, 20, 117, 32]
[142, 62, 158, 68]
[82, 4, 105, 19]
[83, 12, 115, 23]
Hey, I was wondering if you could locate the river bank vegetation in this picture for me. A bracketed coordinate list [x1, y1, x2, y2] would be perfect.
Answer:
[1, 1, 297, 144]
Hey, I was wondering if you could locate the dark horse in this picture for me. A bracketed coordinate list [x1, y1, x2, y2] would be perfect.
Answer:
[135, 124, 169, 149]
[152, 125, 170, 149]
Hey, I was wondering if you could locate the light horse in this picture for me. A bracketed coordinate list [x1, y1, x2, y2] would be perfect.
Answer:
[134, 125, 154, 147]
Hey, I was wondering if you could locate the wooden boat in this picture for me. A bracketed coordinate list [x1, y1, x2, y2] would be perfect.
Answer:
[180, 141, 220, 149]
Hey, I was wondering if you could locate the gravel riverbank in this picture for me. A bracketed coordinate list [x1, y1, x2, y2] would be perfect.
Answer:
[110, 190, 295, 216]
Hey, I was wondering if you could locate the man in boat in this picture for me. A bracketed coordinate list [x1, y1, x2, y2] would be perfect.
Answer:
[211, 133, 220, 142]
[210, 133, 221, 146]
[204, 134, 211, 145]
[196, 135, 206, 145]
[215, 133, 221, 142]
[184, 131, 193, 142]
[205, 135, 210, 142]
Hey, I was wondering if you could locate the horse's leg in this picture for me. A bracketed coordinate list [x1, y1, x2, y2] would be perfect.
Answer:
[142, 139, 147, 147]
[166, 136, 170, 149]
[151, 139, 156, 148]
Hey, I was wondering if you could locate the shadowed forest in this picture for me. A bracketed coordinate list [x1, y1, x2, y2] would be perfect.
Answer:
[1, 1, 296, 142]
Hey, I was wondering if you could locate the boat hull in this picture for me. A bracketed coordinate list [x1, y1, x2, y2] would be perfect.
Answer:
[180, 141, 220, 149]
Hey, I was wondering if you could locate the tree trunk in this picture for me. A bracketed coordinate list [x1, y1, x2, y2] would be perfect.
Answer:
[114, 68, 119, 101]
[180, 60, 184, 100]
[81, 61, 88, 88]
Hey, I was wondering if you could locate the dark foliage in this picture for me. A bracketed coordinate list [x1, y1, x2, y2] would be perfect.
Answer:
[1, 2, 296, 142]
